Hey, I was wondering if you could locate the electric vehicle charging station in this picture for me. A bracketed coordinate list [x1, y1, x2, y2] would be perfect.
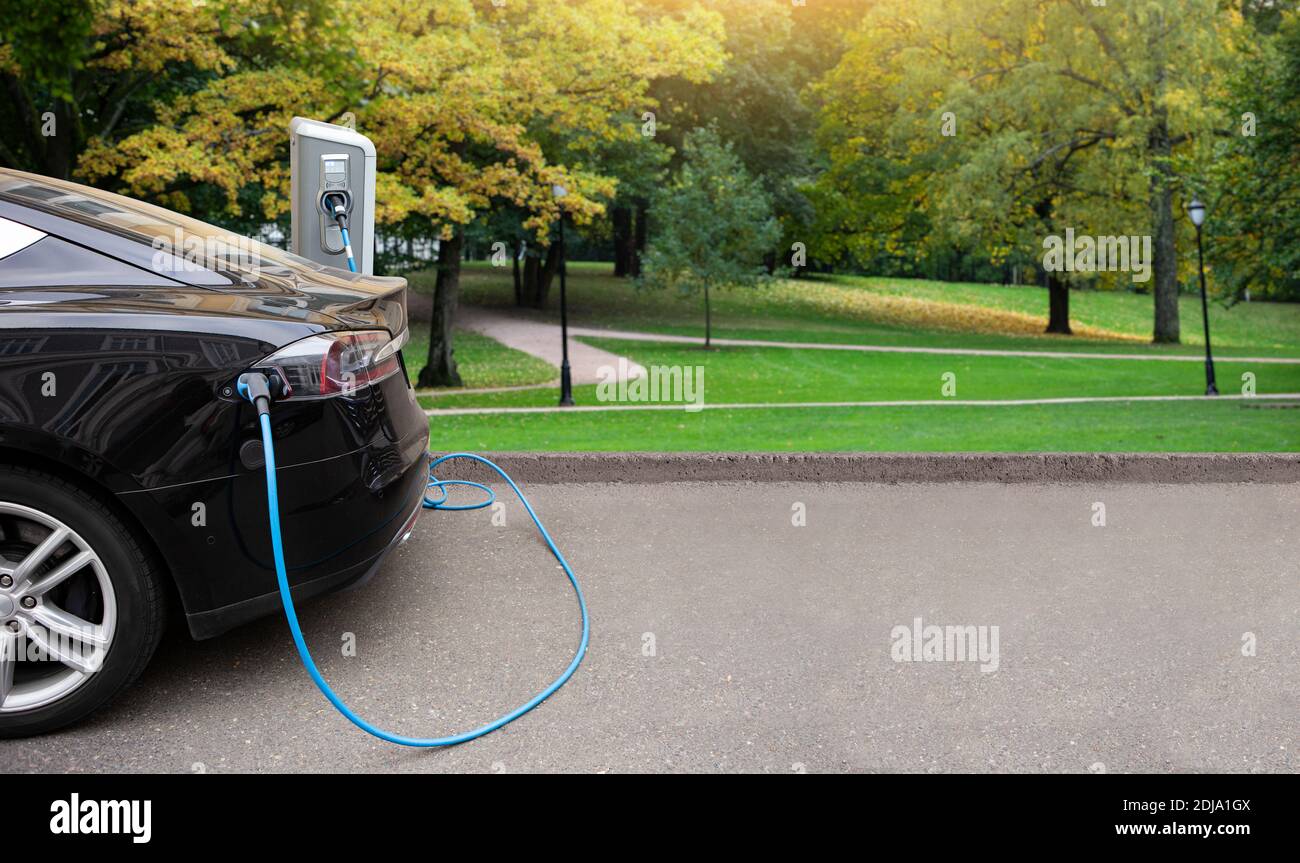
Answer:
[289, 117, 376, 274]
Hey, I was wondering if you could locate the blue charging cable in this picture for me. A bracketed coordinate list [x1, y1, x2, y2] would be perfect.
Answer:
[338, 226, 356, 273]
[238, 373, 589, 746]
[324, 193, 358, 273]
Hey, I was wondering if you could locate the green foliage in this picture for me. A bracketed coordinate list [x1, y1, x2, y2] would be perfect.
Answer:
[1202, 11, 1300, 300]
[13, 0, 725, 239]
[810, 0, 1240, 299]
[1240, 0, 1298, 34]
[1, 0, 1292, 328]
[0, 0, 352, 186]
[0, 0, 94, 100]
[641, 128, 781, 296]
[649, 0, 869, 262]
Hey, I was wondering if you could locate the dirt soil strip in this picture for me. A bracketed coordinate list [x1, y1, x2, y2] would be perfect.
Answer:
[428, 452, 1300, 485]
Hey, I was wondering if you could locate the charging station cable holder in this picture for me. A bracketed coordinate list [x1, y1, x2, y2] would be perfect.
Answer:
[289, 117, 377, 275]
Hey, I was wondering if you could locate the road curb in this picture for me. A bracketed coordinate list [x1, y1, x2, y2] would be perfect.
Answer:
[433, 452, 1300, 484]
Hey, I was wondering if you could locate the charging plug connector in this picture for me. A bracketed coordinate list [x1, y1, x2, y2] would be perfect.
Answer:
[321, 192, 357, 273]
[237, 372, 273, 417]
[322, 192, 349, 227]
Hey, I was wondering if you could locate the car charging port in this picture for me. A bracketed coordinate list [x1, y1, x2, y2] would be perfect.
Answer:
[229, 368, 292, 405]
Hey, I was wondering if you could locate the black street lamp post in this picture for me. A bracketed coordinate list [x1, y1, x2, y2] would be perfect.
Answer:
[554, 184, 575, 407]
[1186, 198, 1218, 396]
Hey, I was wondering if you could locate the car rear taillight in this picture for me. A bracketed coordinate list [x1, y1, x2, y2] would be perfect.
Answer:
[260, 329, 406, 399]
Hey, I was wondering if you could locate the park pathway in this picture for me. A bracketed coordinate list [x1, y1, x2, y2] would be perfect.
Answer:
[424, 391, 1300, 416]
[563, 324, 1300, 365]
[455, 305, 645, 385]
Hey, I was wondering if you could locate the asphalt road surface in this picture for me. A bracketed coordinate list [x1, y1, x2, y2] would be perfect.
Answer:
[4, 481, 1296, 773]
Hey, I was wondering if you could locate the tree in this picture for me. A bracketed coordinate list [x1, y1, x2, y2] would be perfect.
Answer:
[0, 0, 354, 191]
[596, 128, 670, 279]
[1201, 9, 1300, 301]
[648, 0, 868, 276]
[812, 0, 1242, 343]
[998, 0, 1240, 342]
[314, 0, 723, 385]
[1048, 0, 1239, 343]
[813, 0, 1087, 331]
[69, 0, 724, 388]
[641, 128, 780, 347]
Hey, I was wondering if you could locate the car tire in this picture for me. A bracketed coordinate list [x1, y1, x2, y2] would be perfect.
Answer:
[0, 464, 166, 737]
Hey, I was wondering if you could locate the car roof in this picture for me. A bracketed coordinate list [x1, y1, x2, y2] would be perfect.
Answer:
[0, 168, 330, 287]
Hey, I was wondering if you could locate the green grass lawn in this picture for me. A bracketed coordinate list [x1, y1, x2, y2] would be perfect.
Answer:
[405, 264, 1300, 452]
[404, 328, 554, 390]
[407, 262, 1300, 358]
[428, 400, 1300, 452]
[420, 337, 1300, 410]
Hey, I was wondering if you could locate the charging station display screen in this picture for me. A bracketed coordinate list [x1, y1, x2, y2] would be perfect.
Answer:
[324, 160, 345, 173]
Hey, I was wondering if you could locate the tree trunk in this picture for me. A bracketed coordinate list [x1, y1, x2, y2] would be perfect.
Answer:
[536, 242, 562, 309]
[631, 199, 648, 277]
[520, 254, 540, 307]
[612, 206, 633, 277]
[703, 283, 712, 349]
[512, 245, 522, 305]
[1045, 272, 1071, 334]
[1031, 197, 1072, 334]
[418, 230, 464, 388]
[1149, 110, 1180, 343]
[517, 243, 562, 309]
[44, 101, 78, 179]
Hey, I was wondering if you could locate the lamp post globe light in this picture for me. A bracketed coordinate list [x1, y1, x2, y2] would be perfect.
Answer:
[553, 184, 575, 407]
[1186, 198, 1218, 396]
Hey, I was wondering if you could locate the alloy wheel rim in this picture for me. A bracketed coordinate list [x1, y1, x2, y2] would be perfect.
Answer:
[0, 501, 117, 712]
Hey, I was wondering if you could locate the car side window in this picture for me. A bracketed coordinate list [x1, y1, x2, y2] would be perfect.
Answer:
[0, 234, 176, 288]
[0, 215, 46, 260]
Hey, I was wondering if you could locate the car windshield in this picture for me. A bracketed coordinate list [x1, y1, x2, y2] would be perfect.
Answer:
[0, 169, 327, 279]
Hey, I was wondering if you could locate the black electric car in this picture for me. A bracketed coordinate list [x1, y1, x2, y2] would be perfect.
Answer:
[0, 168, 430, 736]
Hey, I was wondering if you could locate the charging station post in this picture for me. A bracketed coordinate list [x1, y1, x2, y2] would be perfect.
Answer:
[289, 117, 377, 274]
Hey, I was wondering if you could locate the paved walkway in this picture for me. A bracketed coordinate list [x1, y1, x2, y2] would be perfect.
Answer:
[425, 392, 1300, 416]
[565, 324, 1300, 364]
[456, 305, 645, 385]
